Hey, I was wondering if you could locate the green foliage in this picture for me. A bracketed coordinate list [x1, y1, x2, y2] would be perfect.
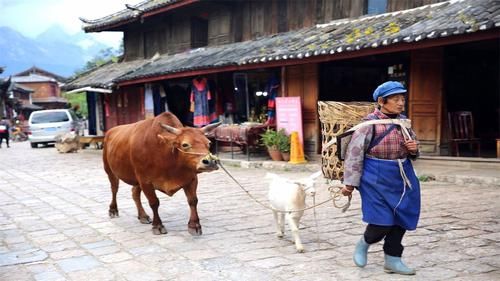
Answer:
[418, 175, 435, 182]
[277, 129, 290, 153]
[260, 128, 290, 152]
[73, 45, 123, 77]
[62, 92, 88, 118]
[260, 128, 280, 150]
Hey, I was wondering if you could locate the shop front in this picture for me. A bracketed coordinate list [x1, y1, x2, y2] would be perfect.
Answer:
[317, 39, 499, 158]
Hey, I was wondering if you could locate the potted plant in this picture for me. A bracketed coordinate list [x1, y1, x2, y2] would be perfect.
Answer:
[277, 129, 291, 161]
[260, 128, 283, 161]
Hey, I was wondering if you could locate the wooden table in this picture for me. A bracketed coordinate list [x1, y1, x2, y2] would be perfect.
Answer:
[213, 124, 274, 160]
[79, 135, 105, 149]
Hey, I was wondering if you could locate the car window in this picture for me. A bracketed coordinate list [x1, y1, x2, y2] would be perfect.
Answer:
[31, 112, 70, 124]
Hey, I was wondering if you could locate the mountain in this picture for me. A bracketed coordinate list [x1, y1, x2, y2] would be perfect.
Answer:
[0, 25, 117, 78]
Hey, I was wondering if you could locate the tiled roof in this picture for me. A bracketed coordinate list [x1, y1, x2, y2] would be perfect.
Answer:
[81, 0, 185, 32]
[117, 0, 500, 82]
[74, 0, 499, 87]
[32, 97, 68, 104]
[12, 83, 34, 93]
[12, 74, 57, 83]
[63, 59, 149, 90]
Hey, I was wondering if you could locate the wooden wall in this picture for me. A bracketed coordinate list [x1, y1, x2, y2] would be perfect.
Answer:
[408, 48, 443, 154]
[284, 64, 319, 153]
[105, 86, 145, 129]
[122, 0, 447, 61]
[387, 0, 446, 12]
[20, 82, 59, 99]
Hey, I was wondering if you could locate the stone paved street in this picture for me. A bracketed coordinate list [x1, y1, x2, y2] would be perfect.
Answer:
[1, 142, 499, 280]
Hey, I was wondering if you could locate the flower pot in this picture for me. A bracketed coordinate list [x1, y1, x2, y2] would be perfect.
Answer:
[281, 152, 290, 161]
[267, 148, 283, 161]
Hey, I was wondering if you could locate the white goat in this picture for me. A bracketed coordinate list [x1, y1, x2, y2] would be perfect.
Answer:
[267, 171, 322, 253]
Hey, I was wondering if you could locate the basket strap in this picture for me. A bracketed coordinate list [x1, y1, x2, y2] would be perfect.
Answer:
[323, 119, 411, 150]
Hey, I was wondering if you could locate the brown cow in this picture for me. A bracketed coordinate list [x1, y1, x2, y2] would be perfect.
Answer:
[103, 112, 220, 235]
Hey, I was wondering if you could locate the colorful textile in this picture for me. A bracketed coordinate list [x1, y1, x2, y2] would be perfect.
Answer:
[190, 77, 216, 127]
[359, 157, 421, 230]
[343, 108, 418, 187]
[265, 76, 279, 124]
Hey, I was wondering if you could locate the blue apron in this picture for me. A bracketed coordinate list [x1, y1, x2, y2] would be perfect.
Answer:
[359, 157, 421, 230]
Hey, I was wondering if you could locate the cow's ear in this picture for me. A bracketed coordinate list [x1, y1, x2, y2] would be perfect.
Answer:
[157, 134, 176, 144]
[201, 122, 222, 134]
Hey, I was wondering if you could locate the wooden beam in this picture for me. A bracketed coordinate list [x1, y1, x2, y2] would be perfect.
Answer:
[118, 29, 500, 86]
[142, 0, 199, 18]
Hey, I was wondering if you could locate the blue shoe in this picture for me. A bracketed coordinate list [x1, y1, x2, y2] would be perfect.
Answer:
[353, 237, 369, 267]
[384, 255, 416, 275]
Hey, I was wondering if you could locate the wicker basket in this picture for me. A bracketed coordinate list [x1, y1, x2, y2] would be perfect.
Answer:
[318, 101, 376, 180]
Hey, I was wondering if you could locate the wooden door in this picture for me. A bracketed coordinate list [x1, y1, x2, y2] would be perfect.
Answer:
[408, 48, 443, 154]
[284, 64, 319, 153]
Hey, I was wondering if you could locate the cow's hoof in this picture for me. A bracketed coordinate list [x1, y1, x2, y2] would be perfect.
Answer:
[296, 247, 305, 253]
[109, 209, 119, 218]
[188, 226, 202, 236]
[152, 225, 167, 235]
[276, 232, 284, 238]
[138, 215, 152, 224]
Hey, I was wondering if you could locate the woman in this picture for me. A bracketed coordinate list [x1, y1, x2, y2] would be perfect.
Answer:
[341, 81, 420, 275]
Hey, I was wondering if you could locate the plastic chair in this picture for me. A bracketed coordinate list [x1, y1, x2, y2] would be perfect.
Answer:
[447, 111, 481, 157]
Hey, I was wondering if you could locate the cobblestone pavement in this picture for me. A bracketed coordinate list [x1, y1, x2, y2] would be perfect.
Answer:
[0, 142, 499, 281]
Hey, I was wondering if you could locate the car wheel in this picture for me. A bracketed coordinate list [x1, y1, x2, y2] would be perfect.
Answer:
[30, 143, 37, 148]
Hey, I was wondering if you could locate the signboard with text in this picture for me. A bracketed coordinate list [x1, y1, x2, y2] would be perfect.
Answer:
[276, 97, 304, 144]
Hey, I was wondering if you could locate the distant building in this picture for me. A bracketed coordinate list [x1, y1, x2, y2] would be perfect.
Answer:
[14, 66, 67, 83]
[12, 67, 67, 109]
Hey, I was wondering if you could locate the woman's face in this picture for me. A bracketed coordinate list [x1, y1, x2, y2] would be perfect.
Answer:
[379, 94, 405, 114]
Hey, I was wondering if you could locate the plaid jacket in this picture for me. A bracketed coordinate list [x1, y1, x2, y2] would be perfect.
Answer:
[343, 109, 418, 187]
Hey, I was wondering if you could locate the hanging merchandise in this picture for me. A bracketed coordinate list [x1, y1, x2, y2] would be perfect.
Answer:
[159, 84, 169, 112]
[265, 76, 280, 125]
[144, 83, 154, 118]
[190, 77, 217, 127]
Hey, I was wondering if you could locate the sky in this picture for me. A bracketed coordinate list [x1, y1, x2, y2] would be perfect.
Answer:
[0, 0, 143, 47]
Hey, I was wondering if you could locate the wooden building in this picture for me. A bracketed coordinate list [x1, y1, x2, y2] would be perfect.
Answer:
[12, 69, 67, 110]
[65, 0, 500, 157]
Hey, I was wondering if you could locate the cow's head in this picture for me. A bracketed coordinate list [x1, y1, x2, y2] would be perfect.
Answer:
[157, 122, 221, 173]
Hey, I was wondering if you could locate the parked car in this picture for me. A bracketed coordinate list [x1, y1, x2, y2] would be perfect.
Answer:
[28, 109, 82, 148]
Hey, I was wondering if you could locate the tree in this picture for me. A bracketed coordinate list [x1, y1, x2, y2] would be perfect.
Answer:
[73, 44, 123, 77]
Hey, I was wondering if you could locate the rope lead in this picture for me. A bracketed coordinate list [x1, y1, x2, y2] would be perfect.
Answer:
[217, 160, 352, 213]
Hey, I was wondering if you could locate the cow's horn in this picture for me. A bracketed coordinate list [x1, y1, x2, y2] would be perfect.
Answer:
[160, 123, 181, 135]
[201, 122, 222, 133]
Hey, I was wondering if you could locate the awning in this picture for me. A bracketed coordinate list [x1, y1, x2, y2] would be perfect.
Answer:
[66, 87, 112, 94]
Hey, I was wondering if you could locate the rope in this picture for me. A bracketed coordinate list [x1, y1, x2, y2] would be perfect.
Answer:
[217, 161, 352, 213]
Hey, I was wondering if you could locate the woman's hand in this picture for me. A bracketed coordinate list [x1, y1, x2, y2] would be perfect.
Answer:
[404, 140, 418, 154]
[341, 185, 355, 196]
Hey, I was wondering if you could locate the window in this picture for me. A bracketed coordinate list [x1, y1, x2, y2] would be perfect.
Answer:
[366, 0, 387, 15]
[31, 112, 69, 124]
[191, 17, 208, 48]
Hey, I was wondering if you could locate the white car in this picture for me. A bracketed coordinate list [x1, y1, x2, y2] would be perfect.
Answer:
[28, 109, 82, 148]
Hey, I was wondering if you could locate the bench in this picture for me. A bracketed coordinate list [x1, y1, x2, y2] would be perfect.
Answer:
[79, 135, 105, 149]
